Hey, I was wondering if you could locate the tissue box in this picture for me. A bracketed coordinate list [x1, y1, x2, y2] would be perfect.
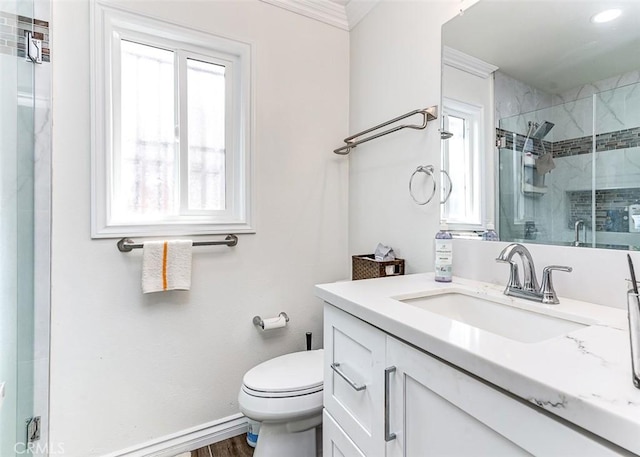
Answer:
[352, 254, 405, 281]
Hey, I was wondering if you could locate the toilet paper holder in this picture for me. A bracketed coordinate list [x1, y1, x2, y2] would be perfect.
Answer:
[253, 312, 289, 330]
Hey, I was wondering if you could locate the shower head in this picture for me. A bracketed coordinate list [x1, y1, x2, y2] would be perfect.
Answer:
[525, 121, 537, 138]
[531, 121, 554, 139]
[440, 129, 454, 140]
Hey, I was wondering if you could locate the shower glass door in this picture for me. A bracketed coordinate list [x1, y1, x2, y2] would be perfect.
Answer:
[498, 96, 595, 246]
[498, 80, 640, 250]
[0, 0, 38, 454]
[593, 82, 640, 248]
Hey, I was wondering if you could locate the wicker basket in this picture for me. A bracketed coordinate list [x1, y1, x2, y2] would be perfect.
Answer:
[352, 254, 405, 281]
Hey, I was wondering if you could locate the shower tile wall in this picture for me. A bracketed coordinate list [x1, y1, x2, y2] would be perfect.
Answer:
[545, 69, 640, 140]
[497, 69, 640, 246]
[527, 151, 593, 245]
[568, 187, 640, 232]
[0, 10, 50, 61]
[553, 127, 640, 158]
[495, 71, 555, 242]
[495, 71, 553, 131]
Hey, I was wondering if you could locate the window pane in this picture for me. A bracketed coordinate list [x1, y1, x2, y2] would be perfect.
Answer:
[187, 58, 226, 211]
[447, 115, 468, 221]
[119, 40, 176, 219]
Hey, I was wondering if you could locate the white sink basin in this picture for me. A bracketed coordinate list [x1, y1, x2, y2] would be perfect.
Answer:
[398, 290, 591, 343]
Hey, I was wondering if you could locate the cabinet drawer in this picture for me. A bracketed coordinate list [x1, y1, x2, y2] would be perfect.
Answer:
[323, 410, 366, 457]
[324, 304, 385, 457]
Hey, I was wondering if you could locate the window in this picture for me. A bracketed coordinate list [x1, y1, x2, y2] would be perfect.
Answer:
[441, 98, 484, 230]
[91, 3, 253, 237]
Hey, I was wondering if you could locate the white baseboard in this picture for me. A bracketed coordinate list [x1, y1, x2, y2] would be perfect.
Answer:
[104, 413, 248, 457]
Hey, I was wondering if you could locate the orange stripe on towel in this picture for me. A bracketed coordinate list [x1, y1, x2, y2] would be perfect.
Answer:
[162, 241, 168, 290]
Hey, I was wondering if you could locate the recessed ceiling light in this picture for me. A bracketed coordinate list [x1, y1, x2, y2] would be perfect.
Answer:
[591, 9, 622, 23]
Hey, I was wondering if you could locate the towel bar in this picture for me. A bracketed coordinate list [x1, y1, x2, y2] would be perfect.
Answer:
[333, 105, 438, 155]
[117, 234, 238, 252]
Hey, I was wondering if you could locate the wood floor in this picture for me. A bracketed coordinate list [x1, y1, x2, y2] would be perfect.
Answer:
[188, 427, 322, 457]
[191, 435, 254, 457]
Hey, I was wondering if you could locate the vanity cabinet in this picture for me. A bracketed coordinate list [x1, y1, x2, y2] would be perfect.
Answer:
[323, 303, 625, 457]
[323, 410, 366, 457]
[323, 303, 386, 456]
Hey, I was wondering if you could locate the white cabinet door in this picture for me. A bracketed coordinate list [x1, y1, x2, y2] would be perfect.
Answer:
[385, 337, 624, 457]
[324, 304, 386, 457]
[323, 410, 366, 457]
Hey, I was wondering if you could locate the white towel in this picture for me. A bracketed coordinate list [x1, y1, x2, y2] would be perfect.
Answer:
[142, 240, 193, 294]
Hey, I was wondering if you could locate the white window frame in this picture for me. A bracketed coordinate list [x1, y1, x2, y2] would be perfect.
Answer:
[441, 98, 486, 231]
[90, 2, 254, 238]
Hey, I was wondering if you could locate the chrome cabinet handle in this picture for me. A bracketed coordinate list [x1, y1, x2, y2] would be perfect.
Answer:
[330, 362, 366, 392]
[384, 366, 397, 442]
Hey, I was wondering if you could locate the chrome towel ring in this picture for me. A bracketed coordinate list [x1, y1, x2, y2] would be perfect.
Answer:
[409, 166, 454, 206]
[409, 165, 437, 205]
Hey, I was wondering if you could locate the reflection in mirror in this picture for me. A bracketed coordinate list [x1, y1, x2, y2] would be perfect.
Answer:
[441, 1, 640, 250]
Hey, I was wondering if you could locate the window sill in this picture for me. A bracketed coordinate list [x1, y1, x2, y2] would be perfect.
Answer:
[91, 221, 255, 239]
[451, 231, 482, 240]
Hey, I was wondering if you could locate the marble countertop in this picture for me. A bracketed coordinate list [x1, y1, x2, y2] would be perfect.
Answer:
[315, 274, 640, 455]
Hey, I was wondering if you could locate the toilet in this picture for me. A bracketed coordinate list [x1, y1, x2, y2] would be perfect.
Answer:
[238, 349, 324, 457]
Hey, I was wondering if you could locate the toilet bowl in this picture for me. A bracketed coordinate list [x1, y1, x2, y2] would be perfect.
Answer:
[238, 349, 324, 457]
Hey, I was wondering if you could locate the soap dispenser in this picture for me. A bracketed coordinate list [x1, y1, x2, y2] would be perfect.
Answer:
[435, 222, 453, 282]
[482, 222, 499, 241]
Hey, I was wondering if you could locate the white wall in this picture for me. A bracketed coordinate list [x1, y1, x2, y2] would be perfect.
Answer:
[348, 0, 475, 273]
[50, 1, 349, 455]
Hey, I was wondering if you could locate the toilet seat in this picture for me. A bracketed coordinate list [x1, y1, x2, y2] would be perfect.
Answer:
[242, 383, 322, 398]
[241, 349, 324, 398]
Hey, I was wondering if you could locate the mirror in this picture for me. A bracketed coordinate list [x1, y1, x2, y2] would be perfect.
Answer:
[442, 1, 640, 250]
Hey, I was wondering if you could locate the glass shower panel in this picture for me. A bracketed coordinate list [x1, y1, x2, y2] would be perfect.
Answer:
[498, 95, 594, 246]
[0, 0, 37, 454]
[593, 81, 640, 249]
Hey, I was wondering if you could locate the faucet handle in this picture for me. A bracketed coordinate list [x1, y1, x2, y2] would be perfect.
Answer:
[496, 259, 522, 291]
[540, 265, 573, 305]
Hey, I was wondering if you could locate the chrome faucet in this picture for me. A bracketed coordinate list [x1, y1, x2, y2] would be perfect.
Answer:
[496, 243, 572, 304]
[496, 243, 539, 293]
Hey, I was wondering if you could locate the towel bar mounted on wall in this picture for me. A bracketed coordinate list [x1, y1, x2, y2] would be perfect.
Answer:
[116, 234, 238, 252]
[333, 105, 438, 155]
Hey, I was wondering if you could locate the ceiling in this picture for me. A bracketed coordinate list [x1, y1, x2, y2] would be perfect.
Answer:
[443, 1, 640, 94]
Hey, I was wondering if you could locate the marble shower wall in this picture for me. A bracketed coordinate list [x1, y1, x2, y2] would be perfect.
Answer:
[495, 71, 554, 135]
[555, 69, 640, 135]
[498, 68, 640, 140]
[497, 69, 640, 247]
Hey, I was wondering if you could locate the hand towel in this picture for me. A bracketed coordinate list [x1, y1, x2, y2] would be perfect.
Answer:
[142, 240, 193, 293]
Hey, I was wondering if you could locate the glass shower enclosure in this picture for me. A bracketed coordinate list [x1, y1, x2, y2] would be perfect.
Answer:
[498, 80, 640, 249]
[1, 0, 44, 454]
